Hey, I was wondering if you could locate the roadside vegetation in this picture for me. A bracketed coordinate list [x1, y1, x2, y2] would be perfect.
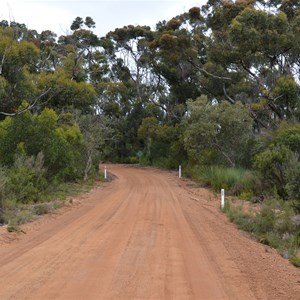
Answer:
[0, 1, 300, 265]
[0, 156, 103, 232]
[223, 199, 300, 267]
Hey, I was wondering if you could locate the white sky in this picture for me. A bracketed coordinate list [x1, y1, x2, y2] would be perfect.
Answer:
[0, 0, 206, 37]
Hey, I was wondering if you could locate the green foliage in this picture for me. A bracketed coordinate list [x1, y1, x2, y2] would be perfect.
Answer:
[290, 255, 300, 268]
[184, 96, 253, 167]
[13, 209, 33, 225]
[0, 105, 86, 181]
[275, 123, 300, 153]
[138, 118, 186, 169]
[38, 70, 97, 112]
[0, 27, 41, 114]
[6, 153, 47, 203]
[254, 144, 292, 198]
[33, 203, 51, 215]
[189, 165, 259, 197]
[285, 156, 300, 212]
[230, 8, 291, 56]
[192, 165, 242, 190]
[78, 113, 114, 180]
[7, 223, 21, 233]
[273, 76, 300, 114]
[224, 199, 300, 262]
[0, 169, 99, 226]
[253, 123, 300, 202]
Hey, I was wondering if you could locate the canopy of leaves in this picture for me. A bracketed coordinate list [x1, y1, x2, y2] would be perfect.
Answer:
[184, 96, 253, 167]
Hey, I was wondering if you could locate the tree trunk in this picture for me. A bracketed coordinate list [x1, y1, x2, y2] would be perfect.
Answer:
[84, 151, 92, 181]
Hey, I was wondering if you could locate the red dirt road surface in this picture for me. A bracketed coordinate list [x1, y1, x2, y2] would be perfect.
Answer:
[0, 165, 300, 299]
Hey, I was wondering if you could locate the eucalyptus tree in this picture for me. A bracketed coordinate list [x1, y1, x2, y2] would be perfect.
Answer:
[202, 0, 300, 130]
[33, 17, 108, 114]
[98, 25, 160, 158]
[144, 8, 208, 123]
[57, 16, 106, 83]
[100, 25, 156, 113]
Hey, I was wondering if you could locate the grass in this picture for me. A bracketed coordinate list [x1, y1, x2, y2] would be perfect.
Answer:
[223, 199, 300, 267]
[188, 165, 260, 199]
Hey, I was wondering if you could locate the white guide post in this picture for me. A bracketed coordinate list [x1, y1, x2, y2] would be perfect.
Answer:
[221, 189, 225, 209]
[179, 165, 182, 178]
[104, 166, 107, 180]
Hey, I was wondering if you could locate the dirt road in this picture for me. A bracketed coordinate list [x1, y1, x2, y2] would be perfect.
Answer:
[0, 165, 300, 299]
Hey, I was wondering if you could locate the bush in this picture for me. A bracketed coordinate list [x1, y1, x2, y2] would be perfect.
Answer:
[6, 153, 47, 203]
[14, 209, 34, 224]
[254, 144, 292, 199]
[254, 123, 300, 203]
[184, 97, 253, 167]
[33, 203, 51, 215]
[0, 107, 86, 182]
[285, 156, 300, 212]
[255, 205, 276, 233]
[290, 255, 300, 267]
[7, 223, 21, 233]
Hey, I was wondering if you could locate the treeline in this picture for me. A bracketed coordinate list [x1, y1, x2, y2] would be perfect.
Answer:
[0, 1, 300, 227]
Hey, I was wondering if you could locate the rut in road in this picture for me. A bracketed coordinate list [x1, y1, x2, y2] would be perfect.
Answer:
[0, 165, 299, 299]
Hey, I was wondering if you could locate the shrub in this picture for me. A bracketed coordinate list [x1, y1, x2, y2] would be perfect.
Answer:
[254, 123, 300, 204]
[285, 156, 300, 212]
[7, 223, 21, 232]
[0, 107, 86, 182]
[254, 144, 292, 199]
[15, 209, 34, 224]
[255, 205, 276, 233]
[184, 97, 253, 167]
[290, 255, 300, 267]
[33, 203, 51, 215]
[6, 153, 47, 203]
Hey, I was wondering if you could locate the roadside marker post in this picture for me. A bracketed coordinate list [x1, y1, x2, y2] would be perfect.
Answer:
[179, 165, 182, 178]
[221, 189, 225, 209]
[104, 166, 107, 180]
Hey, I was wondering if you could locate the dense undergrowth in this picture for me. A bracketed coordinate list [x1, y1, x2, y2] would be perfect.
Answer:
[0, 153, 104, 232]
[0, 107, 104, 230]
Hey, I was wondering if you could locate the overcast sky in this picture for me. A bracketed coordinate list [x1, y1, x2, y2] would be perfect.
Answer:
[0, 0, 206, 37]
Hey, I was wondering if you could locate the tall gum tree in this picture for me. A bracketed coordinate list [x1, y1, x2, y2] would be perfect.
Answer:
[202, 0, 300, 130]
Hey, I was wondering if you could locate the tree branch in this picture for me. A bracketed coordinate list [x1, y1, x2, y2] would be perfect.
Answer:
[188, 58, 232, 81]
[240, 61, 284, 120]
[0, 44, 11, 75]
[248, 109, 269, 130]
[223, 83, 235, 104]
[212, 141, 235, 167]
[0, 88, 52, 117]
